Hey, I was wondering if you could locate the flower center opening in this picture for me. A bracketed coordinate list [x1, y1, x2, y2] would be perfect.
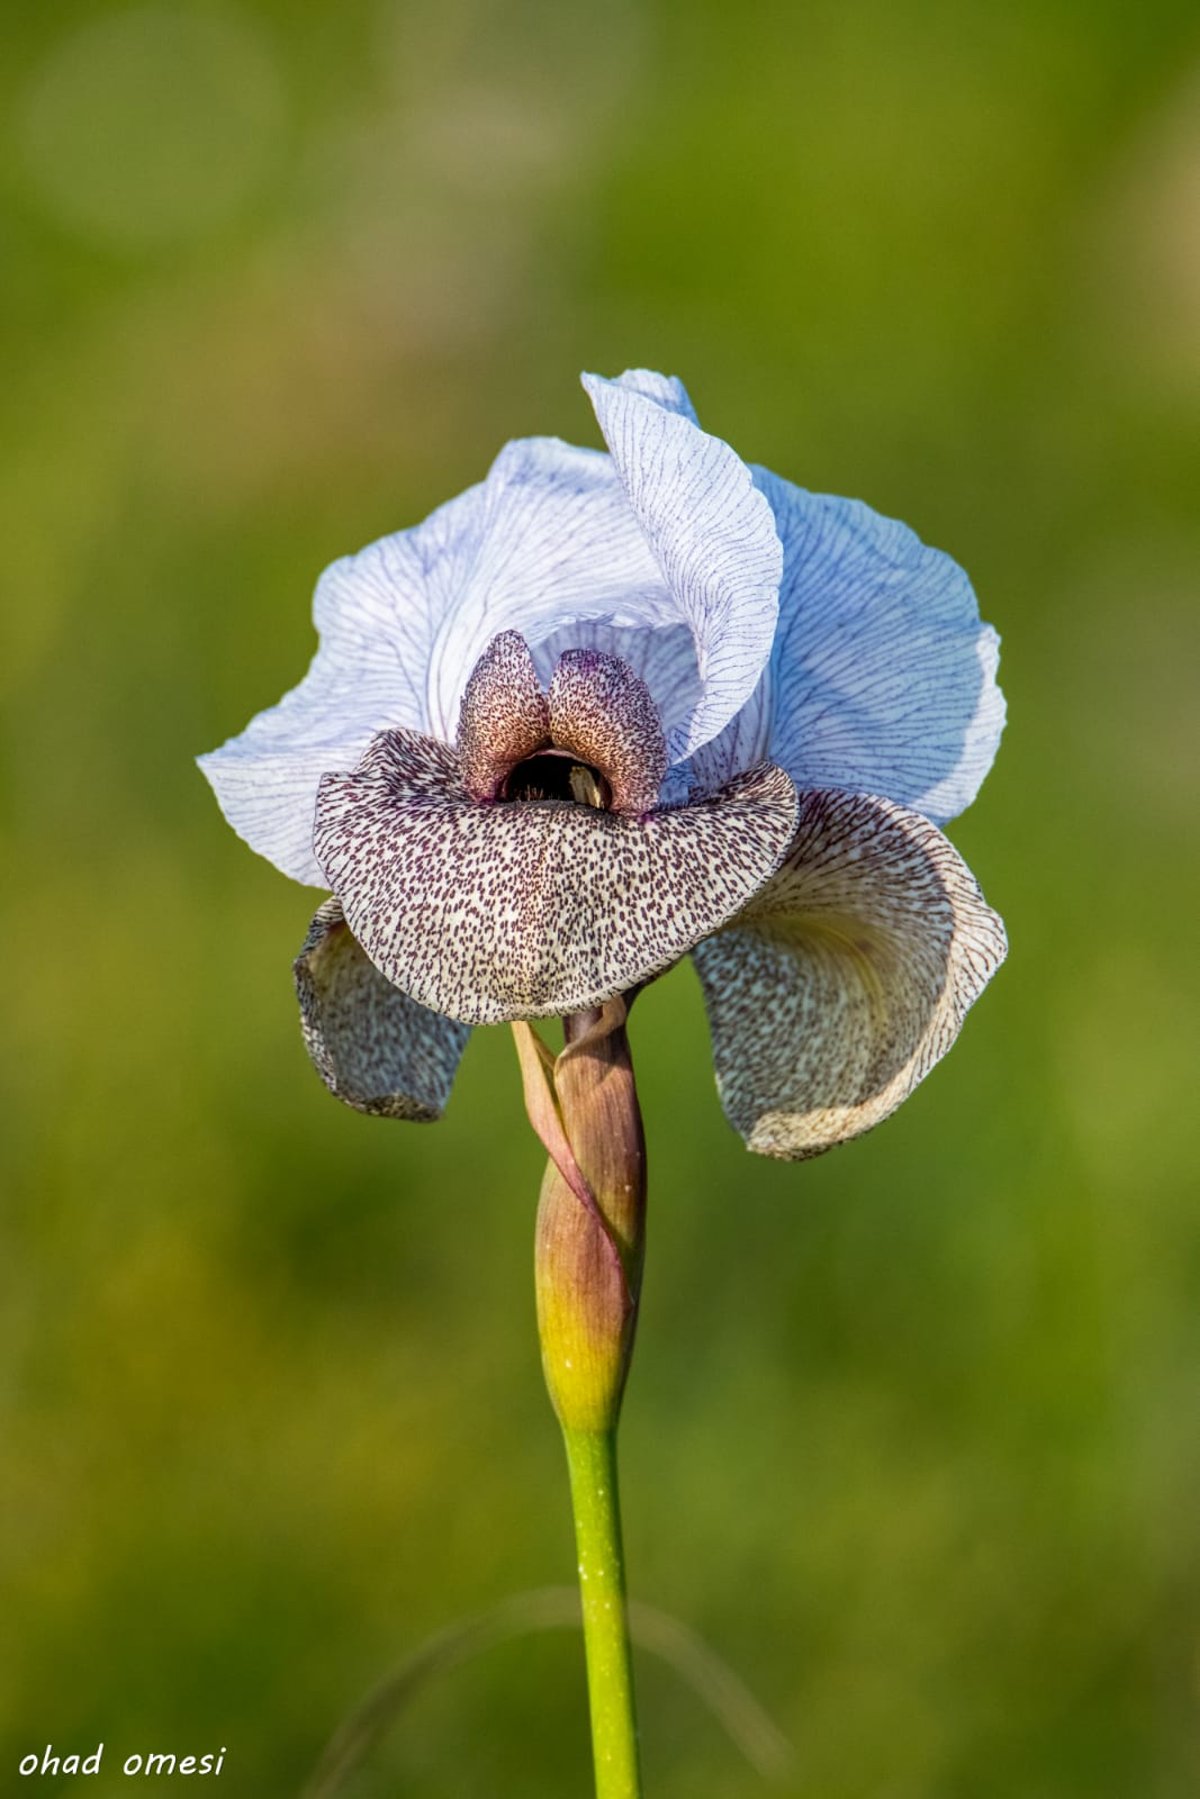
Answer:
[501, 750, 612, 810]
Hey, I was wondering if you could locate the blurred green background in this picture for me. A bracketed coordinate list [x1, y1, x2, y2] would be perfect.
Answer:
[2, 1, 1199, 1793]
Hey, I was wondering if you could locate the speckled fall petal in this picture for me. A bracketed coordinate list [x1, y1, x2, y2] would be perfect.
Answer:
[293, 898, 470, 1118]
[691, 789, 1006, 1159]
[314, 730, 798, 1025]
[457, 629, 551, 800]
[547, 648, 668, 815]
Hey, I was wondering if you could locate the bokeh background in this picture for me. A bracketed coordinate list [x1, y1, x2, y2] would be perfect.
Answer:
[3, 2, 1199, 1793]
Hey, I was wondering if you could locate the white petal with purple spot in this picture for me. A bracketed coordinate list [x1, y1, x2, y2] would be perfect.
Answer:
[294, 898, 470, 1119]
[314, 730, 798, 1025]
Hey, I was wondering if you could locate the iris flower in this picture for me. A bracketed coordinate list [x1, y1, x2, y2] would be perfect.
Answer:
[200, 368, 1005, 1158]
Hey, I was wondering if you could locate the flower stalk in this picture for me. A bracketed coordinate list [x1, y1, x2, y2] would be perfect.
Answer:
[563, 1426, 640, 1798]
[514, 998, 646, 1797]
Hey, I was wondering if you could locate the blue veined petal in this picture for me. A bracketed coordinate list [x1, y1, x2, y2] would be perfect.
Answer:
[679, 663, 775, 799]
[197, 477, 492, 884]
[582, 371, 782, 764]
[198, 435, 684, 883]
[420, 436, 680, 738]
[751, 470, 1005, 823]
[597, 367, 700, 423]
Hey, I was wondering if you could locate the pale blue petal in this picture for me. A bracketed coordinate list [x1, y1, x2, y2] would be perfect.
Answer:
[199, 438, 682, 883]
[421, 436, 677, 740]
[582, 371, 782, 763]
[600, 367, 700, 423]
[200, 732, 377, 887]
[681, 664, 775, 799]
[747, 470, 1005, 823]
[198, 478, 491, 885]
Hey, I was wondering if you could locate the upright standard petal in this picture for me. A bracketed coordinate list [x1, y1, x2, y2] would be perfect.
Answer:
[681, 665, 776, 802]
[582, 371, 782, 763]
[737, 472, 1005, 823]
[294, 899, 470, 1120]
[692, 790, 1006, 1159]
[314, 730, 798, 1025]
[419, 437, 683, 741]
[598, 367, 700, 423]
[198, 477, 492, 885]
[199, 434, 695, 882]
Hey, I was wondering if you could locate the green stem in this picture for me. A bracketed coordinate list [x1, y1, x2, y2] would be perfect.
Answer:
[562, 1426, 642, 1799]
